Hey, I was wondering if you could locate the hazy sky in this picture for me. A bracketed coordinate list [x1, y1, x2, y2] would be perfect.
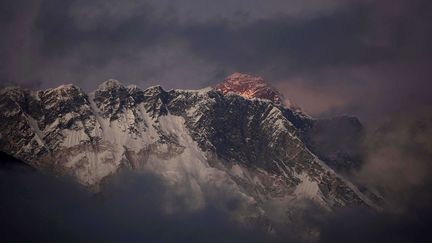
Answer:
[1, 0, 431, 121]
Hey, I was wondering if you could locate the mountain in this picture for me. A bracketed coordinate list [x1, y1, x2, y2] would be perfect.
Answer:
[215, 72, 365, 174]
[0, 74, 378, 226]
[215, 72, 294, 108]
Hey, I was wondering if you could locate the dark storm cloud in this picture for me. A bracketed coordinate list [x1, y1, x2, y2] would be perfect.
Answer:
[30, 0, 372, 82]
[179, 9, 371, 73]
[1, 0, 431, 123]
[176, 0, 432, 122]
[270, 0, 432, 120]
[35, 0, 172, 57]
[0, 160, 275, 243]
[318, 206, 432, 243]
[32, 0, 429, 73]
[3, 157, 432, 243]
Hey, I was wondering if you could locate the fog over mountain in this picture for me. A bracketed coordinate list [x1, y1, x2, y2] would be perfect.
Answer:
[1, 0, 432, 242]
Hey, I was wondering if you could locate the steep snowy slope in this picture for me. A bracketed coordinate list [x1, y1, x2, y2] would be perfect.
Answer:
[214, 73, 365, 173]
[0, 76, 378, 223]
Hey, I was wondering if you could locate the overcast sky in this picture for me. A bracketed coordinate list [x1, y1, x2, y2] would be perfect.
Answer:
[1, 0, 431, 121]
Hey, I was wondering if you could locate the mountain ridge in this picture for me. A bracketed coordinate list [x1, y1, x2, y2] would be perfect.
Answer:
[0, 73, 379, 227]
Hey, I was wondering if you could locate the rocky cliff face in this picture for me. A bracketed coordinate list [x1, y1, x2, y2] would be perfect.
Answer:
[0, 74, 378, 225]
[214, 72, 365, 174]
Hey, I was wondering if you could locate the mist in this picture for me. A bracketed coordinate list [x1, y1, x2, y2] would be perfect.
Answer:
[0, 156, 275, 242]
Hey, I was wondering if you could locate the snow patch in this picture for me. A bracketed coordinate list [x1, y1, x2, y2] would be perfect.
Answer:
[294, 173, 321, 199]
[25, 115, 47, 148]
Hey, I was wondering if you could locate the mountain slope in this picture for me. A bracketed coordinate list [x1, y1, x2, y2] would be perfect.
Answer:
[214, 72, 365, 173]
[0, 75, 378, 223]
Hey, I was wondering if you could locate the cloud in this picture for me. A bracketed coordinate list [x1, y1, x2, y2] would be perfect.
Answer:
[317, 206, 432, 243]
[1, 0, 431, 124]
[353, 111, 432, 207]
[0, 160, 276, 242]
[274, 78, 347, 116]
[147, 0, 352, 23]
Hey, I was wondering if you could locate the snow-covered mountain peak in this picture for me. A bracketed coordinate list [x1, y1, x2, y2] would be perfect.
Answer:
[0, 86, 25, 96]
[44, 84, 84, 97]
[220, 72, 267, 88]
[215, 73, 291, 108]
[50, 83, 78, 91]
[97, 79, 124, 91]
[143, 85, 165, 95]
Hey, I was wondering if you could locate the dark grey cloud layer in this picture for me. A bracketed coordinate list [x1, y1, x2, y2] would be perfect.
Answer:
[0, 158, 275, 243]
[2, 150, 432, 243]
[1, 0, 431, 122]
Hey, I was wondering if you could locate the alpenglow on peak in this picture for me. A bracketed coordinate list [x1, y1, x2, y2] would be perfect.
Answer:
[214, 72, 297, 109]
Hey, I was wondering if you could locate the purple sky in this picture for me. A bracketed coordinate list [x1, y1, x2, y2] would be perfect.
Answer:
[1, 0, 431, 123]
